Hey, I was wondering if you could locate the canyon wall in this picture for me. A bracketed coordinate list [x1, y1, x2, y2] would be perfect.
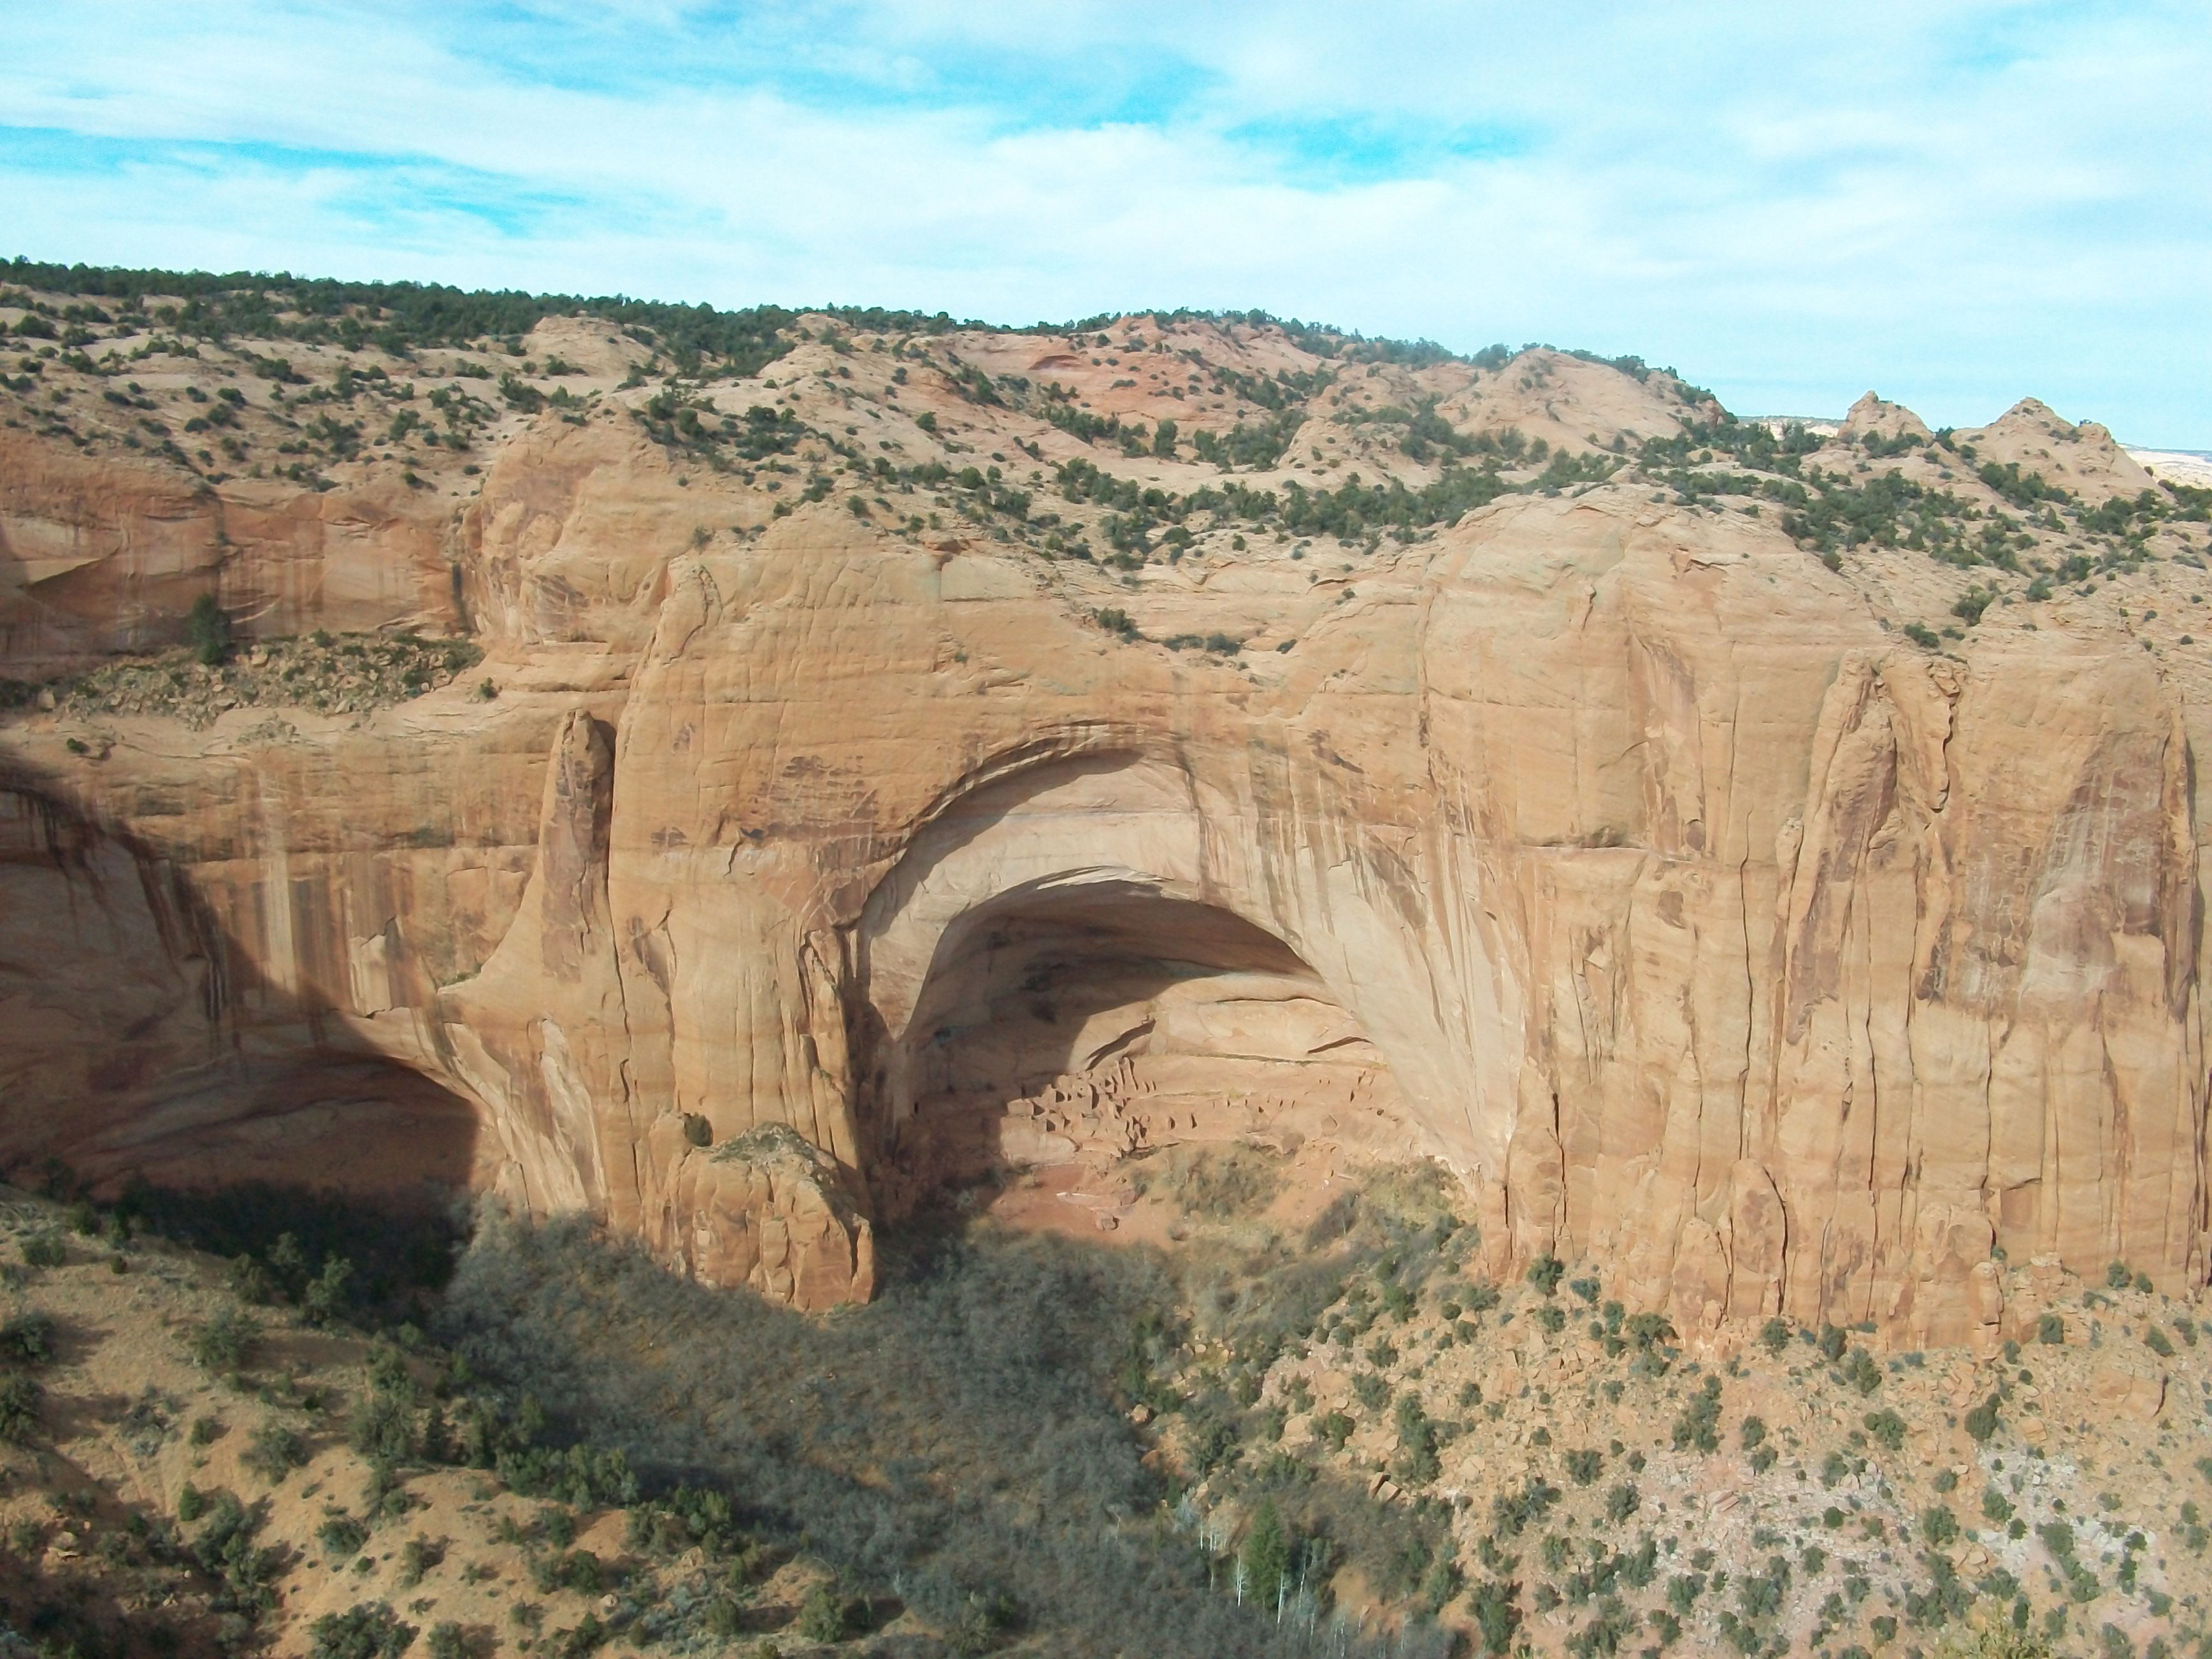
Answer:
[4, 347, 2208, 1340]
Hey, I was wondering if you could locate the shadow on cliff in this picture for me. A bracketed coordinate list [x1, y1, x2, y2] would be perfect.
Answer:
[0, 758, 483, 1216]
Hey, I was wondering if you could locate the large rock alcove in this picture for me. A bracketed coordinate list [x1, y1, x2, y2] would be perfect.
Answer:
[851, 751, 1424, 1217]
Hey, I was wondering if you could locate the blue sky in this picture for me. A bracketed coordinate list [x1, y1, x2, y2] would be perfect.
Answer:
[5, 2, 2209, 443]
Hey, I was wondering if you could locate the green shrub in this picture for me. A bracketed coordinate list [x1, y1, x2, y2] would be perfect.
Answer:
[1240, 1498, 1290, 1609]
[1469, 1578, 1520, 1655]
[1672, 1377, 1721, 1453]
[301, 1256, 355, 1326]
[350, 1390, 416, 1464]
[308, 1602, 417, 1659]
[1736, 1554, 1790, 1620]
[1565, 1448, 1603, 1485]
[0, 1374, 41, 1442]
[701, 1598, 743, 1639]
[1392, 1397, 1441, 1486]
[1964, 1393, 2002, 1442]
[319, 1511, 369, 1562]
[229, 1253, 276, 1304]
[1489, 1475, 1560, 1539]
[1863, 1410, 1907, 1453]
[2037, 1313, 2064, 1345]
[186, 593, 233, 666]
[398, 1536, 443, 1588]
[186, 1307, 260, 1373]
[20, 1232, 66, 1268]
[1951, 589, 1993, 626]
[531, 1549, 601, 1595]
[0, 1311, 57, 1363]
[241, 1418, 308, 1483]
[796, 1583, 858, 1643]
[1840, 1347, 1882, 1394]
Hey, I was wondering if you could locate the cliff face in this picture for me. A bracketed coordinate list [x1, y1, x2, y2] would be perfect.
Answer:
[0, 429, 460, 672]
[3, 299, 2206, 1335]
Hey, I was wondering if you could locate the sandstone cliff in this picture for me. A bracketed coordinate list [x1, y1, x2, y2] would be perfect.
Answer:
[4, 279, 2208, 1338]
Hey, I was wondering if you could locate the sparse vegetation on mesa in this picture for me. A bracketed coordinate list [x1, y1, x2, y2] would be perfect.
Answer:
[8, 254, 2209, 694]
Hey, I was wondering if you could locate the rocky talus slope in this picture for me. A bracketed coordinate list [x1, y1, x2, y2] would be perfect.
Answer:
[1088, 1146, 2212, 1658]
[3, 271, 2211, 1356]
[2, 1150, 2211, 1659]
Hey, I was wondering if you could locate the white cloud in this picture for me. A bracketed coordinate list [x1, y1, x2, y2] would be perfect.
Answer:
[3, 0, 2207, 440]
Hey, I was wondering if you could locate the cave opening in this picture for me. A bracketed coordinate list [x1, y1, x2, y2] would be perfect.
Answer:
[870, 878, 1411, 1217]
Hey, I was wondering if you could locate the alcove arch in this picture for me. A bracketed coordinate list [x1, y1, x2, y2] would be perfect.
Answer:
[851, 747, 1426, 1214]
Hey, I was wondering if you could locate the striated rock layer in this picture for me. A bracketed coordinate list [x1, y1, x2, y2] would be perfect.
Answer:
[3, 308, 2207, 1342]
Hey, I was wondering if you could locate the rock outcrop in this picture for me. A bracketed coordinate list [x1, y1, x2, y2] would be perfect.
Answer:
[3, 293, 2206, 1340]
[1958, 397, 2157, 498]
[661, 1122, 875, 1311]
[1840, 391, 1933, 445]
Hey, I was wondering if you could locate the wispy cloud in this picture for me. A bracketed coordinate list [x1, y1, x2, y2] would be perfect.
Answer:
[4, 1, 2206, 442]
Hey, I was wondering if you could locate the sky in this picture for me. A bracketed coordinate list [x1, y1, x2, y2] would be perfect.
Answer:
[4, 2, 2209, 445]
